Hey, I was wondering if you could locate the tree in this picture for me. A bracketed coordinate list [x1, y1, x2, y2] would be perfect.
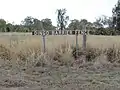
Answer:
[33, 18, 42, 30]
[102, 16, 113, 28]
[0, 19, 6, 32]
[68, 19, 94, 30]
[93, 17, 103, 28]
[112, 0, 120, 30]
[56, 8, 69, 30]
[68, 19, 80, 30]
[96, 15, 113, 28]
[41, 18, 56, 30]
[22, 16, 34, 31]
[86, 22, 94, 30]
[6, 23, 13, 32]
[79, 19, 88, 30]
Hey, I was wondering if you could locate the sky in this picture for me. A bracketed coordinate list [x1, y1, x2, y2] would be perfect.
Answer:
[0, 0, 118, 26]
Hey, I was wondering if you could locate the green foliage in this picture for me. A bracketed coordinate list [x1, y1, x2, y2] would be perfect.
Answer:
[33, 18, 42, 30]
[89, 28, 118, 35]
[112, 0, 120, 30]
[0, 19, 6, 32]
[0, 16, 56, 32]
[41, 18, 56, 30]
[0, 6, 118, 35]
[56, 8, 69, 30]
[68, 19, 94, 30]
[68, 19, 80, 30]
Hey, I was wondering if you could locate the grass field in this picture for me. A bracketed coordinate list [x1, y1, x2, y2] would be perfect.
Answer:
[0, 33, 120, 90]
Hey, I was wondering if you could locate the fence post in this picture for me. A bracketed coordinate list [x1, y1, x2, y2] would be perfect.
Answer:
[76, 30, 79, 59]
[40, 22, 46, 53]
[82, 26, 87, 62]
[42, 32, 46, 53]
[83, 31, 86, 51]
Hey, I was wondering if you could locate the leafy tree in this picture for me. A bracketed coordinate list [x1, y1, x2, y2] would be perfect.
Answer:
[13, 25, 27, 32]
[68, 19, 94, 30]
[33, 18, 42, 30]
[21, 17, 56, 31]
[6, 23, 13, 32]
[56, 8, 69, 30]
[68, 19, 80, 30]
[22, 16, 34, 31]
[79, 19, 88, 30]
[112, 0, 120, 30]
[86, 22, 94, 30]
[93, 18, 103, 28]
[41, 18, 56, 30]
[0, 19, 6, 32]
[104, 16, 113, 28]
[96, 15, 113, 28]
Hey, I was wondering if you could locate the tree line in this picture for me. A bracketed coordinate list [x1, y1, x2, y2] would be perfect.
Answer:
[0, 14, 114, 35]
[0, 17, 56, 32]
[0, 0, 120, 35]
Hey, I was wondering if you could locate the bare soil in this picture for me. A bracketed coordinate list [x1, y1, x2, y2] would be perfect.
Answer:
[0, 63, 120, 90]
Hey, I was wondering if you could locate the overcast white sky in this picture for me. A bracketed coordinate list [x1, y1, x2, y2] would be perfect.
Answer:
[0, 0, 118, 26]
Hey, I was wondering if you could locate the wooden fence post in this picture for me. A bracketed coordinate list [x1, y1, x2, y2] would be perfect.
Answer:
[42, 32, 46, 53]
[76, 30, 79, 59]
[40, 22, 46, 53]
[82, 26, 87, 62]
[83, 31, 86, 51]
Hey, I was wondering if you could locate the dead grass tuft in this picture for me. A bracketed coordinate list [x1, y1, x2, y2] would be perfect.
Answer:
[0, 34, 120, 68]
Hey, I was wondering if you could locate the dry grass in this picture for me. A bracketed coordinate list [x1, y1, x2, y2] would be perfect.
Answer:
[0, 33, 120, 89]
[0, 33, 120, 67]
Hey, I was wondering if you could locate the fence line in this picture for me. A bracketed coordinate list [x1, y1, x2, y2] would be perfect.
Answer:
[32, 29, 87, 61]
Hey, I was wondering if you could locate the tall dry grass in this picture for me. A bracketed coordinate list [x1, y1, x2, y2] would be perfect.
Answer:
[0, 33, 120, 69]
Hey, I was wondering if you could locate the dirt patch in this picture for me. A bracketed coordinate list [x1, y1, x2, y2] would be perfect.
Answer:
[0, 79, 28, 88]
[0, 63, 120, 90]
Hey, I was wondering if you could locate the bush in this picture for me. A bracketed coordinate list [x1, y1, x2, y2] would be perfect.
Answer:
[89, 28, 120, 36]
[1, 43, 120, 68]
